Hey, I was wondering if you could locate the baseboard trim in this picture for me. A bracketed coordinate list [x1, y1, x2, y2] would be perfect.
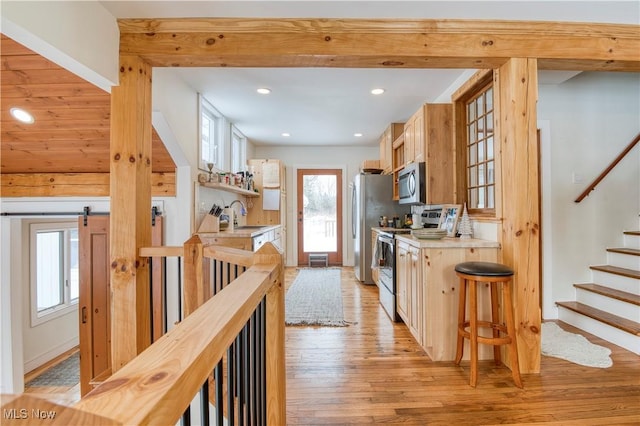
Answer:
[23, 337, 79, 374]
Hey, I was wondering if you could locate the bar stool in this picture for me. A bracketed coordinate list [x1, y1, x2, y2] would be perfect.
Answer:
[454, 261, 523, 388]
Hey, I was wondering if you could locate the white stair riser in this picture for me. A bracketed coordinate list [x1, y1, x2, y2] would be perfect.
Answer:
[623, 234, 640, 249]
[607, 251, 640, 270]
[575, 289, 640, 322]
[591, 271, 640, 295]
[558, 308, 640, 355]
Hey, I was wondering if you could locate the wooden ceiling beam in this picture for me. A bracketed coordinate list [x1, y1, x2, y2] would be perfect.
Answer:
[117, 18, 640, 71]
[0, 173, 176, 197]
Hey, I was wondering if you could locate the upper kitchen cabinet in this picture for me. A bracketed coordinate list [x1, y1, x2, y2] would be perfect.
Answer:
[399, 103, 455, 204]
[404, 103, 453, 165]
[379, 123, 404, 175]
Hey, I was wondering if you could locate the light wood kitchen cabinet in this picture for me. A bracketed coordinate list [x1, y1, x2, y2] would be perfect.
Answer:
[408, 244, 422, 344]
[397, 241, 423, 344]
[404, 103, 452, 166]
[401, 103, 454, 204]
[379, 123, 404, 174]
[395, 236, 500, 361]
[396, 240, 410, 323]
[371, 229, 380, 286]
[246, 159, 286, 255]
[391, 133, 404, 201]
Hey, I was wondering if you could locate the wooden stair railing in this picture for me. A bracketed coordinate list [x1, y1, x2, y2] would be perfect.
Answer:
[575, 132, 640, 203]
[1, 241, 286, 426]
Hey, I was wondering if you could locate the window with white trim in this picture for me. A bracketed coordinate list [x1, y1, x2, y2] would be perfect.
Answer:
[231, 125, 247, 174]
[30, 221, 79, 326]
[199, 94, 225, 171]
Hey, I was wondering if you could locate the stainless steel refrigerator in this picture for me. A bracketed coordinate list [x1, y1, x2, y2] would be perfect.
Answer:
[351, 173, 408, 284]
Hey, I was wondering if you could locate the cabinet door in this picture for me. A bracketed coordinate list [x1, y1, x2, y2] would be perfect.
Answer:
[371, 230, 380, 286]
[396, 242, 409, 322]
[403, 119, 414, 165]
[423, 104, 454, 204]
[413, 108, 425, 163]
[408, 245, 422, 344]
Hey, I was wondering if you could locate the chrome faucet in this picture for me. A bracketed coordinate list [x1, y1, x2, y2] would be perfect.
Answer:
[229, 199, 247, 226]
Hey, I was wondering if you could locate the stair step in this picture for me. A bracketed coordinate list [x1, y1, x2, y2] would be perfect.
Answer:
[623, 231, 640, 236]
[556, 301, 640, 336]
[607, 247, 640, 257]
[590, 265, 640, 280]
[574, 283, 640, 306]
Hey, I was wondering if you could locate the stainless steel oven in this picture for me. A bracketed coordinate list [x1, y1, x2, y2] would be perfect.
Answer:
[376, 232, 396, 320]
[375, 230, 410, 321]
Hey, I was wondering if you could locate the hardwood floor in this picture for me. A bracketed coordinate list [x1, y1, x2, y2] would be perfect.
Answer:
[20, 266, 640, 424]
[23, 347, 80, 407]
[285, 266, 640, 425]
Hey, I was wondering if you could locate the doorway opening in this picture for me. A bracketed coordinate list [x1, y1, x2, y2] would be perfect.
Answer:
[296, 169, 343, 266]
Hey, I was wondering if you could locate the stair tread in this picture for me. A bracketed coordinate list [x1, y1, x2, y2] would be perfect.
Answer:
[590, 265, 640, 280]
[623, 231, 640, 236]
[574, 283, 640, 306]
[556, 301, 640, 336]
[607, 247, 640, 257]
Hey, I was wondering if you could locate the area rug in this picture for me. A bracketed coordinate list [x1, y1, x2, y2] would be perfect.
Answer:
[541, 322, 612, 368]
[26, 352, 80, 387]
[285, 267, 349, 327]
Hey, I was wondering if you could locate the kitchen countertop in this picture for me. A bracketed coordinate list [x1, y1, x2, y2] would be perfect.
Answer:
[197, 224, 280, 238]
[394, 234, 500, 248]
[371, 227, 413, 233]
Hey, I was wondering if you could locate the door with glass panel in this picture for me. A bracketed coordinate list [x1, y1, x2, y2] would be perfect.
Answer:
[296, 169, 343, 266]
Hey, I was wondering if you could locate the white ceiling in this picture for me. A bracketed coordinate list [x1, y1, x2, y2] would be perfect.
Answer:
[99, 1, 639, 147]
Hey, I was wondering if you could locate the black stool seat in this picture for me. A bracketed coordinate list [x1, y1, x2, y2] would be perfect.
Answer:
[454, 261, 514, 277]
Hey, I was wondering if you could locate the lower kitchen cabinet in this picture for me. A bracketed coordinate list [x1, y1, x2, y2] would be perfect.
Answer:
[395, 236, 499, 361]
[396, 241, 410, 323]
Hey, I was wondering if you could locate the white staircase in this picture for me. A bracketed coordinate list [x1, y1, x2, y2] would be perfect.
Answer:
[557, 231, 640, 355]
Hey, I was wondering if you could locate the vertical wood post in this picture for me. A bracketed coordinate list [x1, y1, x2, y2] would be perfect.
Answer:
[496, 58, 542, 374]
[183, 235, 211, 317]
[109, 55, 152, 371]
[254, 243, 286, 425]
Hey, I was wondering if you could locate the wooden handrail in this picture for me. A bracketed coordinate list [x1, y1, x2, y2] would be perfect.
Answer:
[71, 242, 285, 425]
[1, 242, 286, 425]
[139, 246, 183, 257]
[575, 132, 640, 203]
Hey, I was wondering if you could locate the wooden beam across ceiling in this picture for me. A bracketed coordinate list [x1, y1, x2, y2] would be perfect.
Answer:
[117, 18, 640, 71]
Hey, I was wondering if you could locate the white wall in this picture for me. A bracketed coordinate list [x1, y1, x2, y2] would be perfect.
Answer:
[0, 218, 24, 393]
[538, 72, 640, 319]
[20, 219, 79, 373]
[254, 145, 379, 266]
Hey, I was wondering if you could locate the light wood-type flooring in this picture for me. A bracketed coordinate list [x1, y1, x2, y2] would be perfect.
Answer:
[285, 267, 640, 425]
[23, 266, 640, 424]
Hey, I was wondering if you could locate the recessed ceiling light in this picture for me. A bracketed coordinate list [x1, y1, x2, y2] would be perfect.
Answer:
[354, 133, 363, 137]
[371, 88, 385, 95]
[257, 88, 271, 95]
[282, 132, 290, 137]
[10, 107, 34, 124]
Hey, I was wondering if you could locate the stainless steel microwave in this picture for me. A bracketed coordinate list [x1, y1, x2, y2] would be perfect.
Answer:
[398, 162, 425, 205]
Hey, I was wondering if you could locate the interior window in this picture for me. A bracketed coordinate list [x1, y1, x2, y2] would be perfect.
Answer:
[466, 84, 494, 211]
[199, 94, 225, 171]
[30, 221, 79, 325]
[231, 125, 247, 174]
[454, 71, 495, 216]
